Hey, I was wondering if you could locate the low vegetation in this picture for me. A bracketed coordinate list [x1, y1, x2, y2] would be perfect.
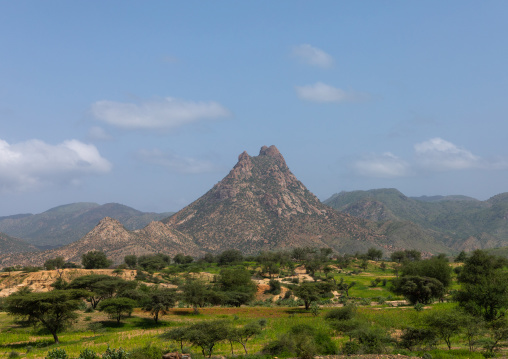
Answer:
[0, 247, 507, 359]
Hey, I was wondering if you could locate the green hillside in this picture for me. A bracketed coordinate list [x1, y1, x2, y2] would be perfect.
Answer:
[324, 188, 508, 251]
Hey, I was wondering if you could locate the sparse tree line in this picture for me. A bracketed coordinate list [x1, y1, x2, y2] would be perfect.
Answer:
[3, 246, 508, 357]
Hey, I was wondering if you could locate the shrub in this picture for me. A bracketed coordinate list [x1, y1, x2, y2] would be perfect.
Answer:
[342, 341, 360, 355]
[45, 348, 68, 359]
[8, 352, 20, 359]
[78, 349, 100, 359]
[103, 346, 129, 359]
[129, 345, 162, 359]
[325, 305, 356, 321]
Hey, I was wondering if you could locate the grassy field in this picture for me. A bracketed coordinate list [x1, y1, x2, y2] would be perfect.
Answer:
[0, 259, 491, 359]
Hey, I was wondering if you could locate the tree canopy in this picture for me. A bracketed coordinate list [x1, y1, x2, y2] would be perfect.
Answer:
[4, 289, 86, 343]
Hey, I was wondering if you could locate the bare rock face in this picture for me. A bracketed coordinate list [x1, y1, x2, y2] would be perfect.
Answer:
[166, 145, 385, 254]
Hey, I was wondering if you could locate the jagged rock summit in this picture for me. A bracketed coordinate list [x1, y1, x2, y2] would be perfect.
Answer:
[166, 145, 384, 253]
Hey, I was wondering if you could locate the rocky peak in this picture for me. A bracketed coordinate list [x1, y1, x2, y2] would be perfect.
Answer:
[259, 145, 287, 168]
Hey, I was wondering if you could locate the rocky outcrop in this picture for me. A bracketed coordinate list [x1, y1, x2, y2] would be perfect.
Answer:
[165, 145, 385, 254]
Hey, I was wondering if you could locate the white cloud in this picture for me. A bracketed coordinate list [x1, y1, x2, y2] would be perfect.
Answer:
[414, 138, 481, 171]
[136, 149, 218, 174]
[90, 97, 231, 130]
[352, 137, 508, 179]
[295, 82, 368, 103]
[0, 139, 111, 192]
[353, 152, 411, 178]
[88, 126, 112, 141]
[292, 44, 334, 68]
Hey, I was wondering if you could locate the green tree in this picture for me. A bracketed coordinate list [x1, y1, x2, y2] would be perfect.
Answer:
[294, 282, 320, 310]
[123, 255, 137, 269]
[142, 287, 178, 323]
[181, 278, 209, 314]
[392, 276, 445, 305]
[173, 253, 193, 264]
[217, 249, 243, 265]
[366, 248, 383, 261]
[400, 256, 452, 288]
[214, 267, 256, 306]
[184, 320, 229, 357]
[337, 278, 356, 297]
[163, 327, 188, 351]
[455, 249, 508, 321]
[97, 297, 136, 324]
[81, 251, 112, 269]
[68, 274, 135, 309]
[4, 289, 85, 343]
[137, 254, 170, 271]
[44, 257, 66, 270]
[423, 310, 462, 350]
[229, 320, 265, 354]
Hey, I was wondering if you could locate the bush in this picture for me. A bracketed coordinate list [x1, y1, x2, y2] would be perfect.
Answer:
[325, 305, 356, 321]
[78, 349, 100, 359]
[45, 348, 68, 359]
[103, 346, 129, 359]
[8, 352, 20, 359]
[265, 279, 281, 295]
[342, 341, 360, 355]
[129, 345, 162, 359]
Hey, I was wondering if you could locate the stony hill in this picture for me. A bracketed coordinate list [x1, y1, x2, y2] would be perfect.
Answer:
[165, 145, 388, 254]
[0, 217, 201, 267]
[0, 202, 173, 248]
[0, 232, 38, 255]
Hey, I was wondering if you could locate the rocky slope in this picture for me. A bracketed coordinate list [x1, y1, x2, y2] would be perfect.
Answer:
[0, 232, 39, 254]
[0, 217, 202, 267]
[165, 145, 387, 254]
[0, 202, 173, 249]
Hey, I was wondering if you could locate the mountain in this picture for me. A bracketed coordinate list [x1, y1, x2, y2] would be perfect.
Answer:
[0, 202, 173, 248]
[0, 217, 201, 267]
[164, 145, 401, 254]
[0, 232, 39, 255]
[324, 189, 508, 251]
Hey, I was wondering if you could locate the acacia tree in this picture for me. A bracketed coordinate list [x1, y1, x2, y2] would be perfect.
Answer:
[68, 274, 134, 309]
[142, 287, 179, 323]
[294, 282, 321, 310]
[230, 320, 265, 354]
[4, 289, 85, 343]
[184, 320, 230, 357]
[98, 297, 137, 324]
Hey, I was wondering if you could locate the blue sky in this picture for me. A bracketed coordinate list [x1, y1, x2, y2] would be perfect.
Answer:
[1, 1, 507, 216]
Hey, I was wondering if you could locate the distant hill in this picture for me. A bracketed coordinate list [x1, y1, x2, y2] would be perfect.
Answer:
[0, 232, 39, 255]
[0, 203, 173, 248]
[324, 188, 508, 251]
[0, 217, 201, 267]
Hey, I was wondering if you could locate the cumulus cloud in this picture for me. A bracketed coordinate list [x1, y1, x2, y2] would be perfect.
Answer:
[352, 137, 508, 178]
[136, 149, 218, 174]
[295, 82, 369, 103]
[292, 44, 334, 68]
[353, 152, 411, 178]
[414, 138, 481, 171]
[0, 139, 111, 192]
[90, 97, 231, 130]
